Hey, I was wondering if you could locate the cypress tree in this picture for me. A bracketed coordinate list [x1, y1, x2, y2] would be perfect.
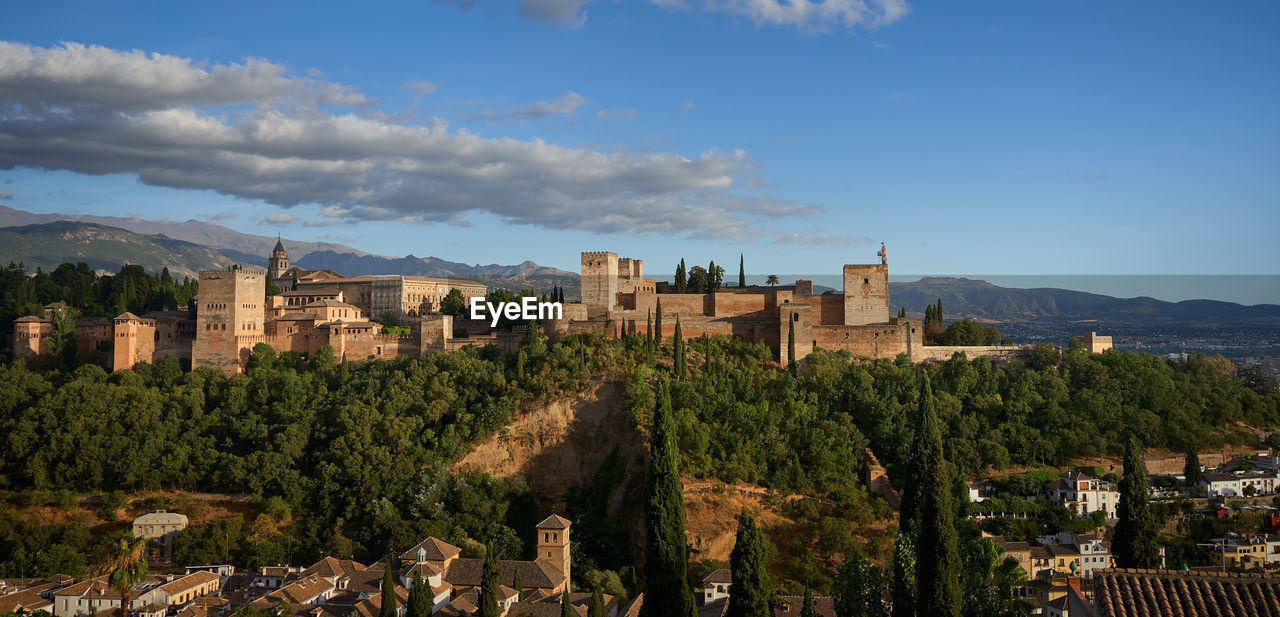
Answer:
[588, 589, 606, 617]
[787, 318, 796, 376]
[674, 317, 685, 378]
[675, 259, 687, 294]
[726, 509, 773, 617]
[913, 376, 960, 617]
[739, 254, 745, 288]
[407, 572, 430, 617]
[516, 349, 526, 380]
[513, 567, 523, 601]
[655, 299, 664, 346]
[709, 260, 718, 291]
[379, 557, 397, 617]
[799, 586, 815, 617]
[643, 381, 697, 617]
[1184, 446, 1202, 496]
[890, 530, 916, 617]
[479, 544, 501, 617]
[1115, 438, 1162, 568]
[561, 590, 574, 617]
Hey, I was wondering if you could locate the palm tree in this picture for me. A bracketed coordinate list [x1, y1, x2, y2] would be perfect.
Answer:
[766, 275, 779, 287]
[99, 531, 148, 617]
[959, 539, 1035, 617]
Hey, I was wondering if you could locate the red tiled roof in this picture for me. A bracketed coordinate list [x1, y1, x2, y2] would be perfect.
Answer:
[1093, 568, 1280, 616]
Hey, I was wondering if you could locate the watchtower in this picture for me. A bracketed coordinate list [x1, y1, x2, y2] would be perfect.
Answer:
[580, 251, 619, 316]
[843, 263, 889, 326]
[193, 268, 266, 374]
[536, 514, 572, 583]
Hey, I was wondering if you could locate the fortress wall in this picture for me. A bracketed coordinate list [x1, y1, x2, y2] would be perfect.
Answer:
[810, 294, 846, 325]
[911, 345, 1033, 363]
[812, 323, 912, 360]
[645, 293, 708, 317]
[710, 292, 768, 318]
[581, 252, 619, 314]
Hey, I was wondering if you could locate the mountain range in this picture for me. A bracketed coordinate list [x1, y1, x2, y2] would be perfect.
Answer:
[889, 277, 1280, 327]
[0, 207, 576, 293]
[1, 206, 1273, 326]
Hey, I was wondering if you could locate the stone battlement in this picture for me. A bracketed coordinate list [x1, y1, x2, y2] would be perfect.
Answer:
[198, 268, 266, 277]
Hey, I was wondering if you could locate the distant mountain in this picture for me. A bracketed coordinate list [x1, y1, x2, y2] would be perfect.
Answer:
[295, 251, 579, 297]
[889, 277, 1280, 327]
[0, 206, 371, 260]
[0, 221, 243, 278]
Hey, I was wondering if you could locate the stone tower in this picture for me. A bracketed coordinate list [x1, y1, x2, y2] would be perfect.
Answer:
[842, 263, 890, 326]
[580, 251, 619, 317]
[536, 514, 572, 583]
[192, 267, 266, 374]
[268, 238, 289, 287]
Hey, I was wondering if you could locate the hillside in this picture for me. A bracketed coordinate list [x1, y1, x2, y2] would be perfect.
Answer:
[0, 221, 244, 278]
[889, 276, 1280, 326]
[0, 206, 370, 260]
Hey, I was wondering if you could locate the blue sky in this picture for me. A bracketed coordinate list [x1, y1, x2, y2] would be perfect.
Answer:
[0, 1, 1276, 276]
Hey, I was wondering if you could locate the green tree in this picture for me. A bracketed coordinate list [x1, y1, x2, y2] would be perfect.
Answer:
[440, 288, 467, 317]
[99, 531, 147, 617]
[914, 377, 960, 617]
[674, 317, 686, 378]
[739, 254, 745, 288]
[890, 526, 916, 617]
[407, 572, 431, 617]
[47, 304, 76, 358]
[589, 588, 607, 617]
[642, 381, 697, 617]
[1114, 438, 1161, 569]
[766, 275, 779, 287]
[675, 259, 687, 294]
[726, 509, 773, 617]
[655, 299, 664, 346]
[513, 567, 523, 601]
[833, 552, 886, 617]
[1184, 447, 1202, 496]
[561, 590, 574, 617]
[958, 539, 1033, 617]
[479, 544, 501, 617]
[380, 557, 397, 617]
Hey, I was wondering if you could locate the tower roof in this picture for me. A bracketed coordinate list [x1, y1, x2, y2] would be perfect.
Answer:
[273, 237, 286, 253]
[536, 514, 571, 530]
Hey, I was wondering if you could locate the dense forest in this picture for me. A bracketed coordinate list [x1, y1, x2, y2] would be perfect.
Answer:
[0, 324, 1277, 592]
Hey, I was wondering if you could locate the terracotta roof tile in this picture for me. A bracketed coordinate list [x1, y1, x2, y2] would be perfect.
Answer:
[1093, 568, 1280, 617]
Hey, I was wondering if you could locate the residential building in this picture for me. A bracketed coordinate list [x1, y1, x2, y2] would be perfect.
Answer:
[1199, 471, 1280, 497]
[1044, 471, 1119, 519]
[701, 569, 731, 604]
[132, 510, 189, 559]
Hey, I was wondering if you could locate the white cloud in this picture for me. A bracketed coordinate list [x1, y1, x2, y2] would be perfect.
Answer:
[402, 80, 437, 95]
[469, 91, 589, 121]
[680, 101, 696, 114]
[264, 213, 300, 225]
[513, 0, 909, 31]
[773, 231, 870, 245]
[703, 0, 910, 31]
[0, 41, 818, 238]
[594, 108, 636, 121]
[201, 210, 238, 223]
[0, 189, 11, 199]
[515, 0, 593, 27]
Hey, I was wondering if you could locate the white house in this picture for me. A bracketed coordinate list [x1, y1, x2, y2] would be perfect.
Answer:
[1199, 471, 1280, 497]
[702, 569, 731, 604]
[1044, 471, 1119, 519]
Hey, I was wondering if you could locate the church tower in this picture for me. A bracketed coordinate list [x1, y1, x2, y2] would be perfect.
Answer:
[268, 237, 290, 288]
[535, 514, 572, 585]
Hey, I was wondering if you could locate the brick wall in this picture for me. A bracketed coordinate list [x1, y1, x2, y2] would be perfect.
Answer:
[843, 264, 889, 326]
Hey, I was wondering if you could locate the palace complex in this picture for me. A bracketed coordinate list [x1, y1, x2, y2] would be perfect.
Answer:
[13, 244, 1082, 373]
[551, 249, 1039, 364]
[13, 240, 492, 374]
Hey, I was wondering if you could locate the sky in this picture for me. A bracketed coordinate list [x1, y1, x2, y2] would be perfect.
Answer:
[0, 1, 1276, 276]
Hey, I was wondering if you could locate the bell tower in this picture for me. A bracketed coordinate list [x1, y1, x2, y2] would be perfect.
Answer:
[535, 514, 572, 586]
[268, 237, 290, 287]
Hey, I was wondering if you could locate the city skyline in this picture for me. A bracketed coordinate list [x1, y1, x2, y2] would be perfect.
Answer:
[0, 1, 1276, 275]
